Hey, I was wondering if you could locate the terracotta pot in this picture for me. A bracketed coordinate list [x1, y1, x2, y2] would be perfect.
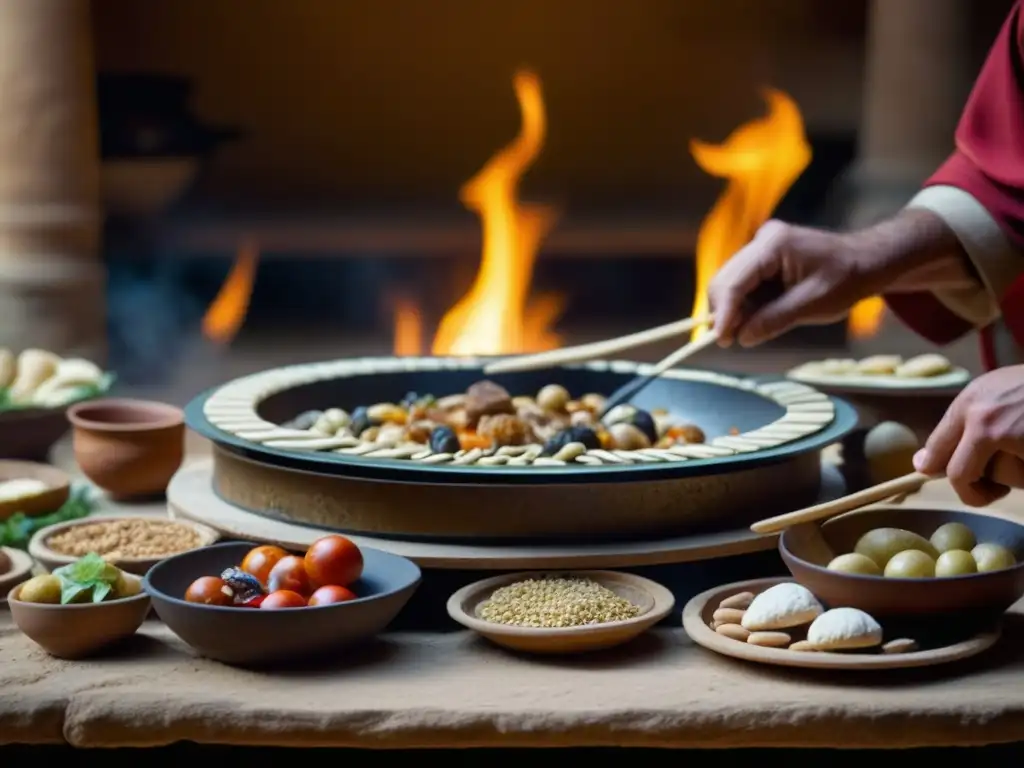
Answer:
[66, 398, 184, 498]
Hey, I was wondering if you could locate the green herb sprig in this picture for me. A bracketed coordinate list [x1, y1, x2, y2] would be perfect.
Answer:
[0, 486, 94, 549]
[53, 551, 121, 604]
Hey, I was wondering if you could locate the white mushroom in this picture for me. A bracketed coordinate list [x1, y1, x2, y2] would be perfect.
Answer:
[741, 582, 823, 631]
[8, 349, 61, 403]
[807, 607, 883, 651]
[0, 348, 14, 388]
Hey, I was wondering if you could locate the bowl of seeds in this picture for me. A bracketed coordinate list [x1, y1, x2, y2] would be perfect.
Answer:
[29, 514, 220, 575]
[446, 570, 675, 654]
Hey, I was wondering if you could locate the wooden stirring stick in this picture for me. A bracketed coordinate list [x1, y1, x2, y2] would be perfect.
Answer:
[749, 471, 939, 535]
[483, 314, 714, 375]
[599, 328, 721, 415]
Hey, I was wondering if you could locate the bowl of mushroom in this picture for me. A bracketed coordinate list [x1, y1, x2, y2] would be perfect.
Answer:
[0, 348, 115, 460]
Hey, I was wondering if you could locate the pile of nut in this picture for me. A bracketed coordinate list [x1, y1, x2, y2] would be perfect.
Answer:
[46, 518, 205, 560]
[478, 576, 641, 628]
[283, 379, 707, 467]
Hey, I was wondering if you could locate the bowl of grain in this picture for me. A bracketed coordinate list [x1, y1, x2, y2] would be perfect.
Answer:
[29, 515, 220, 575]
[446, 570, 675, 654]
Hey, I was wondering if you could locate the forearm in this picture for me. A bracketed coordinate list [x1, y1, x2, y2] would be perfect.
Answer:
[852, 207, 979, 294]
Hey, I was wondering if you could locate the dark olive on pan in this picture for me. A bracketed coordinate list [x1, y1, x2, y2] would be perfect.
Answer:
[542, 425, 601, 456]
[627, 409, 658, 443]
[429, 425, 461, 454]
[349, 406, 373, 436]
[282, 410, 323, 430]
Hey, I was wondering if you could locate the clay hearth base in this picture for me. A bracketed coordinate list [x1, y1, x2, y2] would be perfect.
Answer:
[209, 444, 826, 541]
[167, 460, 846, 569]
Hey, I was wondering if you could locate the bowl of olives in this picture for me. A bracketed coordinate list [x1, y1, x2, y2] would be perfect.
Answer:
[780, 506, 1024, 619]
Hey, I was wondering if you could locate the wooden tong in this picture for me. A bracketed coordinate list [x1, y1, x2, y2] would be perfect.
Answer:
[749, 472, 940, 535]
[482, 314, 714, 375]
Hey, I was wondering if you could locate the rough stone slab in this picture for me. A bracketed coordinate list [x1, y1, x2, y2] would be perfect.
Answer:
[3, 611, 1024, 749]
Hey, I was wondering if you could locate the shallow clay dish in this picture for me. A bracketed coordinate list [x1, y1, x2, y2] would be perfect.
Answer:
[780, 506, 1024, 619]
[144, 541, 421, 667]
[7, 574, 151, 659]
[29, 514, 220, 576]
[0, 460, 71, 521]
[446, 570, 675, 654]
[682, 577, 1001, 671]
[0, 546, 34, 605]
[67, 398, 185, 498]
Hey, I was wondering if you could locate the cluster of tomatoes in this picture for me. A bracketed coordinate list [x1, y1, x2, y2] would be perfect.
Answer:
[184, 535, 364, 610]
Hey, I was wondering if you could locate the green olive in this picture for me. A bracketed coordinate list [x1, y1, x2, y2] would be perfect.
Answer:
[930, 522, 977, 554]
[854, 527, 939, 568]
[972, 543, 1017, 572]
[884, 549, 936, 578]
[17, 574, 61, 604]
[827, 553, 882, 576]
[113, 570, 141, 598]
[935, 549, 978, 577]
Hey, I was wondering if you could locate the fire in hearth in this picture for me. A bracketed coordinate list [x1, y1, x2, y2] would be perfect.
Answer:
[202, 241, 259, 345]
[394, 70, 564, 358]
[688, 90, 884, 341]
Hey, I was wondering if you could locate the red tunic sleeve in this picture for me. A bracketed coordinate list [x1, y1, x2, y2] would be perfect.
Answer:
[884, 0, 1024, 359]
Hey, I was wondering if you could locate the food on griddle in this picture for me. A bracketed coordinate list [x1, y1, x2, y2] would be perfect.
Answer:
[293, 379, 707, 466]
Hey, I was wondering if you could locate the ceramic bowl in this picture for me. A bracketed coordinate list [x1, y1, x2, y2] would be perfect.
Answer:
[0, 460, 71, 521]
[446, 570, 675, 654]
[7, 574, 151, 658]
[0, 546, 35, 604]
[29, 514, 220, 576]
[144, 541, 422, 666]
[0, 408, 73, 461]
[67, 398, 184, 498]
[780, 505, 1024, 619]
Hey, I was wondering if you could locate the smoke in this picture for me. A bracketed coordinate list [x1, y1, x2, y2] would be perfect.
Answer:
[106, 261, 204, 386]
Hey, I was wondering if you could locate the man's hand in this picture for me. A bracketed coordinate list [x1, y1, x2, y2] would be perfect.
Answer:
[915, 365, 1024, 506]
[708, 220, 877, 347]
[707, 210, 978, 348]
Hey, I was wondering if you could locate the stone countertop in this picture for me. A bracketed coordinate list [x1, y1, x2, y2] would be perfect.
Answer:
[3, 436, 1022, 749]
[3, 608, 1024, 750]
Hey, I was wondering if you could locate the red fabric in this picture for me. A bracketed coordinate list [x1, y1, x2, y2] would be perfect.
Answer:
[884, 0, 1024, 367]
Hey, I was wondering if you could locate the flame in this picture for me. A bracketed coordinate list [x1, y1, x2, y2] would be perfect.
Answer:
[848, 295, 886, 339]
[202, 242, 259, 345]
[689, 89, 812, 340]
[392, 295, 424, 356]
[427, 70, 562, 356]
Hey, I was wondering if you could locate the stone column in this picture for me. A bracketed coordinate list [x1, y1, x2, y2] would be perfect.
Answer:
[0, 0, 105, 363]
[839, 0, 973, 228]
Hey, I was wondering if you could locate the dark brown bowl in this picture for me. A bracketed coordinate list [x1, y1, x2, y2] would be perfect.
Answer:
[0, 408, 71, 461]
[780, 506, 1024, 619]
[143, 541, 421, 667]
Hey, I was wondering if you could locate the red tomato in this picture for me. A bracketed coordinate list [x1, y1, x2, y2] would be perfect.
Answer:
[185, 576, 233, 606]
[242, 595, 266, 608]
[261, 590, 307, 609]
[241, 545, 288, 585]
[308, 584, 357, 606]
[267, 555, 311, 595]
[304, 535, 363, 588]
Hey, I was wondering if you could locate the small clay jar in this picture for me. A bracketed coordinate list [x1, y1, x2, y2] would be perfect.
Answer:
[66, 398, 184, 499]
